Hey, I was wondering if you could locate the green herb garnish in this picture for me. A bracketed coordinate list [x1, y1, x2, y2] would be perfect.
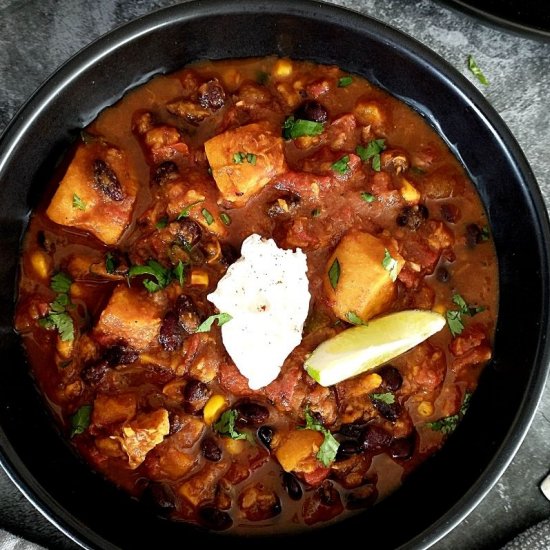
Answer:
[356, 139, 386, 171]
[213, 409, 247, 440]
[382, 249, 398, 282]
[303, 408, 339, 467]
[360, 192, 376, 203]
[331, 155, 350, 175]
[370, 392, 395, 405]
[311, 208, 321, 218]
[328, 258, 340, 290]
[283, 116, 325, 140]
[195, 313, 232, 333]
[128, 260, 186, 293]
[155, 216, 169, 229]
[338, 76, 353, 87]
[177, 199, 204, 219]
[70, 404, 92, 437]
[257, 70, 270, 85]
[427, 393, 472, 434]
[202, 208, 214, 225]
[173, 260, 186, 286]
[72, 193, 87, 211]
[345, 311, 366, 326]
[467, 55, 489, 86]
[446, 293, 485, 337]
[50, 272, 72, 294]
[105, 252, 115, 274]
[39, 272, 75, 341]
[220, 212, 232, 226]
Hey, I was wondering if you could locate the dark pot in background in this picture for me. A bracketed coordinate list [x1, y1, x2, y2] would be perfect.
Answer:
[0, 1, 548, 548]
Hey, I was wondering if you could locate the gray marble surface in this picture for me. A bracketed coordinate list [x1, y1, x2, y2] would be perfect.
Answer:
[0, 0, 549, 548]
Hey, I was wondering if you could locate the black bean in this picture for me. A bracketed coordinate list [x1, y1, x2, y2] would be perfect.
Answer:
[221, 244, 239, 267]
[318, 481, 339, 506]
[360, 424, 392, 452]
[152, 161, 179, 185]
[93, 159, 123, 201]
[142, 482, 175, 512]
[103, 343, 138, 366]
[336, 439, 363, 460]
[257, 425, 274, 448]
[173, 218, 202, 249]
[466, 223, 483, 248]
[396, 204, 429, 231]
[282, 472, 303, 501]
[201, 437, 222, 461]
[37, 230, 55, 253]
[198, 506, 233, 530]
[390, 436, 415, 460]
[436, 266, 450, 283]
[183, 379, 211, 414]
[294, 100, 328, 123]
[338, 423, 366, 439]
[159, 311, 184, 351]
[372, 399, 402, 422]
[198, 79, 226, 111]
[234, 401, 269, 428]
[377, 365, 403, 392]
[175, 294, 201, 334]
[440, 203, 460, 223]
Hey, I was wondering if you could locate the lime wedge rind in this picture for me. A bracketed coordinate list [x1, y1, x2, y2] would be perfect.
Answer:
[305, 309, 446, 387]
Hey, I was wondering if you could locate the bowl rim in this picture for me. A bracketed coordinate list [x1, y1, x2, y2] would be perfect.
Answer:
[1, 1, 549, 549]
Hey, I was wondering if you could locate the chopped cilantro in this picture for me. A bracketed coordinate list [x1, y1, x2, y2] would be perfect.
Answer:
[328, 258, 340, 290]
[202, 208, 214, 225]
[105, 252, 115, 274]
[356, 139, 386, 171]
[128, 259, 186, 292]
[195, 313, 232, 333]
[370, 392, 395, 405]
[467, 55, 489, 86]
[173, 261, 186, 286]
[360, 192, 376, 203]
[39, 312, 74, 342]
[345, 311, 366, 326]
[311, 208, 321, 218]
[382, 249, 399, 282]
[256, 70, 270, 85]
[338, 76, 353, 87]
[481, 225, 490, 241]
[331, 155, 350, 175]
[246, 153, 257, 165]
[283, 116, 325, 140]
[303, 408, 339, 467]
[155, 216, 169, 229]
[446, 293, 485, 336]
[220, 212, 232, 226]
[213, 409, 247, 440]
[427, 392, 472, 435]
[50, 272, 72, 294]
[72, 193, 86, 211]
[70, 404, 92, 437]
[177, 199, 204, 219]
[233, 152, 257, 165]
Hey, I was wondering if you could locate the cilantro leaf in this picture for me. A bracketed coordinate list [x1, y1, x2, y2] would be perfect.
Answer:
[283, 116, 324, 139]
[212, 409, 247, 440]
[233, 152, 245, 164]
[382, 248, 399, 282]
[303, 408, 339, 467]
[39, 312, 74, 341]
[427, 392, 472, 435]
[202, 208, 214, 226]
[328, 258, 340, 290]
[128, 260, 185, 292]
[445, 309, 464, 337]
[338, 76, 353, 87]
[155, 216, 168, 229]
[220, 212, 232, 226]
[105, 252, 115, 274]
[356, 139, 386, 171]
[360, 192, 376, 203]
[70, 404, 92, 437]
[72, 193, 87, 211]
[331, 155, 350, 175]
[173, 261, 186, 286]
[177, 199, 204, 219]
[195, 313, 232, 333]
[345, 311, 366, 326]
[50, 272, 72, 294]
[467, 55, 489, 86]
[370, 392, 395, 405]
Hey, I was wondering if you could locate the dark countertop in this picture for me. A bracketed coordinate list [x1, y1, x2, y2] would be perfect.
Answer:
[1, 0, 549, 548]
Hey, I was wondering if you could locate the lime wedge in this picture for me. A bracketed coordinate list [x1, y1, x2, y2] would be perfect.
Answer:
[304, 309, 446, 387]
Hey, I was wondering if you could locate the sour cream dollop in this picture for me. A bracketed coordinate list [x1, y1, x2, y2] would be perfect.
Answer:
[207, 233, 311, 390]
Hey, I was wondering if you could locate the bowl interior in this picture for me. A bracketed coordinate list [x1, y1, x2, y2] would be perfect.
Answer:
[0, 1, 548, 549]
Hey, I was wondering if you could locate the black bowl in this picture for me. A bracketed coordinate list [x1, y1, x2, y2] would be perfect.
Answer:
[0, 1, 549, 548]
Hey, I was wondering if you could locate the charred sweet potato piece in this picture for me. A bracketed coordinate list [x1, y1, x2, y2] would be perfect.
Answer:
[46, 141, 138, 245]
[204, 122, 287, 206]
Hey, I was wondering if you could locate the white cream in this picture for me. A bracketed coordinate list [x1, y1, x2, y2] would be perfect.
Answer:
[207, 233, 310, 390]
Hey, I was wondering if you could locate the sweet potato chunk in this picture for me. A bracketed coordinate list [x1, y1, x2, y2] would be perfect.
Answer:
[120, 408, 170, 469]
[94, 285, 163, 350]
[274, 429, 323, 473]
[204, 122, 287, 206]
[46, 141, 138, 245]
[92, 393, 137, 427]
[324, 230, 404, 323]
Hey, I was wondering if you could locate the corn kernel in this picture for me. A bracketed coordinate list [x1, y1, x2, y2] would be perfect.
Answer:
[274, 58, 293, 77]
[224, 438, 247, 455]
[69, 283, 85, 299]
[190, 269, 209, 287]
[203, 394, 228, 425]
[400, 178, 421, 204]
[30, 251, 51, 281]
[417, 401, 434, 417]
